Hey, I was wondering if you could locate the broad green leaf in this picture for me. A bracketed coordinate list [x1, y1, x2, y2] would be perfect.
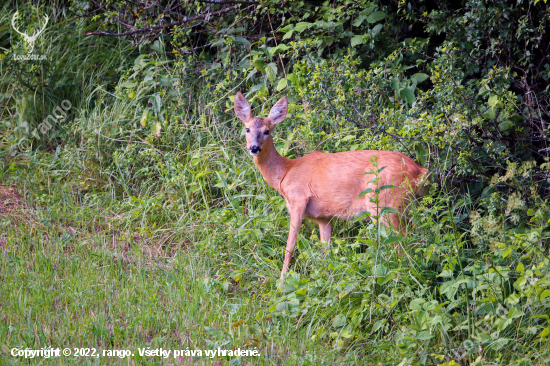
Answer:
[411, 73, 429, 83]
[234, 36, 251, 47]
[372, 319, 385, 331]
[384, 235, 402, 245]
[265, 62, 278, 81]
[353, 15, 367, 26]
[410, 298, 426, 311]
[275, 302, 289, 312]
[358, 188, 373, 197]
[211, 38, 225, 47]
[415, 331, 433, 341]
[158, 77, 172, 86]
[482, 109, 495, 119]
[373, 264, 387, 277]
[377, 274, 394, 285]
[498, 120, 514, 131]
[294, 22, 311, 32]
[372, 23, 383, 36]
[401, 87, 415, 105]
[517, 262, 525, 275]
[280, 24, 294, 32]
[378, 184, 396, 192]
[251, 59, 265, 73]
[514, 276, 526, 291]
[540, 289, 550, 301]
[440, 280, 458, 300]
[287, 73, 297, 83]
[276, 78, 287, 91]
[415, 144, 427, 166]
[391, 77, 400, 92]
[340, 330, 354, 339]
[488, 94, 499, 107]
[367, 11, 386, 23]
[507, 307, 524, 319]
[282, 30, 294, 40]
[269, 44, 289, 56]
[351, 35, 364, 47]
[332, 314, 347, 328]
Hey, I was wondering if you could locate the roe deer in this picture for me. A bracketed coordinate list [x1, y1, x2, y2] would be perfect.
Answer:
[234, 92, 429, 281]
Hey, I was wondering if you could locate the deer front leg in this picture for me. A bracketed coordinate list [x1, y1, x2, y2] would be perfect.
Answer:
[280, 200, 308, 281]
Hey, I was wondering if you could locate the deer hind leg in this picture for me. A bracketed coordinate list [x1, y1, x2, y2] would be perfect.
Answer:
[310, 218, 332, 244]
[318, 220, 332, 244]
[386, 212, 406, 236]
[280, 200, 308, 280]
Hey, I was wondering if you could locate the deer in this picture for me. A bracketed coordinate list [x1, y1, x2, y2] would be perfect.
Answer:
[233, 92, 429, 283]
[11, 12, 49, 54]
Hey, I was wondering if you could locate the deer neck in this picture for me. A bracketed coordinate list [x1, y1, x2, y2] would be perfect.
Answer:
[253, 138, 290, 192]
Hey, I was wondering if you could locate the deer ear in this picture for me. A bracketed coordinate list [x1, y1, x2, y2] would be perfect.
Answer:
[234, 92, 252, 122]
[268, 96, 287, 126]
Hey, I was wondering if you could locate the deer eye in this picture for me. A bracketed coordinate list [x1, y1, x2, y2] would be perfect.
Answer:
[264, 130, 270, 135]
[246, 128, 250, 133]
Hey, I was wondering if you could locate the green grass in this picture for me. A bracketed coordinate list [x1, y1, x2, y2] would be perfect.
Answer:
[0, 164, 355, 365]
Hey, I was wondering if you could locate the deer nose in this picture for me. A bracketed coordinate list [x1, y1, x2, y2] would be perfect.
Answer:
[249, 145, 261, 154]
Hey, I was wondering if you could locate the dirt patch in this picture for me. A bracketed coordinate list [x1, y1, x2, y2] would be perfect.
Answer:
[0, 185, 25, 215]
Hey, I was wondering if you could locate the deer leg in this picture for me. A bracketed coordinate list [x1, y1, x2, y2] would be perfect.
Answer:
[280, 201, 307, 280]
[318, 219, 332, 244]
[316, 219, 333, 258]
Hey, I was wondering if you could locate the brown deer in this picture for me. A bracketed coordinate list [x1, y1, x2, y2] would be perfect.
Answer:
[234, 92, 428, 281]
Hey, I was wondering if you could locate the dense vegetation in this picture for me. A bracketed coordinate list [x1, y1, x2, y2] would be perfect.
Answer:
[1, 0, 549, 364]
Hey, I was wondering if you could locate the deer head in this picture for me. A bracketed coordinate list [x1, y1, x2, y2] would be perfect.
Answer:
[11, 11, 49, 54]
[234, 92, 288, 156]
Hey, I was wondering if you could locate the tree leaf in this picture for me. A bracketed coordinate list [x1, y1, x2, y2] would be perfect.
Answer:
[351, 35, 364, 47]
[401, 87, 415, 105]
[488, 94, 500, 108]
[367, 11, 386, 23]
[234, 36, 251, 47]
[391, 77, 400, 92]
[372, 23, 383, 36]
[265, 62, 278, 81]
[410, 298, 426, 311]
[411, 73, 429, 83]
[276, 78, 287, 91]
[294, 22, 311, 32]
[282, 30, 294, 40]
[269, 44, 288, 56]
[498, 120, 514, 131]
[353, 15, 367, 27]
